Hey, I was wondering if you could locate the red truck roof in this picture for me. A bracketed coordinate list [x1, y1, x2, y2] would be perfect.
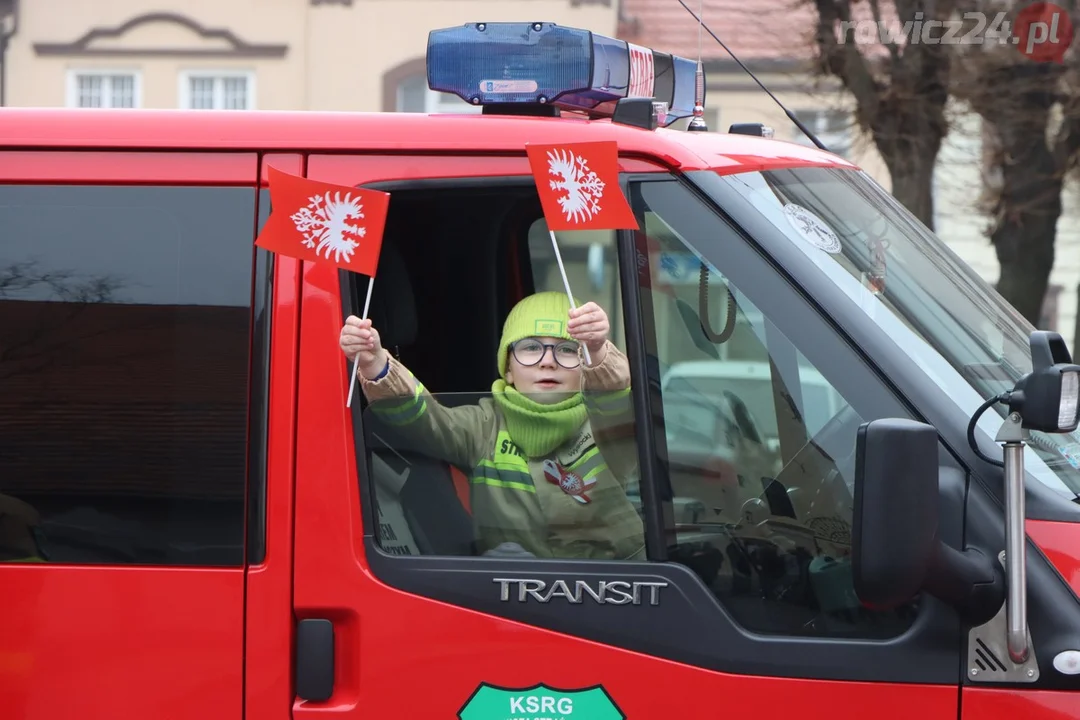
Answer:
[0, 107, 856, 175]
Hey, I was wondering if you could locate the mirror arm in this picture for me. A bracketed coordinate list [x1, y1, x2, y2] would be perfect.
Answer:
[922, 540, 1005, 627]
[996, 412, 1030, 664]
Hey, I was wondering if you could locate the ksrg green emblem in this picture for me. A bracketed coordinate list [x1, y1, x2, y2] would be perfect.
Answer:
[458, 683, 625, 720]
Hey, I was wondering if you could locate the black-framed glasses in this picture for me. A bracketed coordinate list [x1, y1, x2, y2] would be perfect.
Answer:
[510, 338, 581, 369]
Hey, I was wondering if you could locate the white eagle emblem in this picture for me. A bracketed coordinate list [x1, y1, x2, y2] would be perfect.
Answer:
[546, 148, 606, 225]
[290, 190, 367, 264]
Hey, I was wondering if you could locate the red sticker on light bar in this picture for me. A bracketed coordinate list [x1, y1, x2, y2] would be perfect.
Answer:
[627, 42, 655, 99]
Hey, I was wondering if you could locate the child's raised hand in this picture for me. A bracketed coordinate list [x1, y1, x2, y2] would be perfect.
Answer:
[339, 316, 389, 379]
[568, 301, 610, 363]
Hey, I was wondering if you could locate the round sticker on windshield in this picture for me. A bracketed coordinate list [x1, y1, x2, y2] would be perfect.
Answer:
[783, 204, 841, 254]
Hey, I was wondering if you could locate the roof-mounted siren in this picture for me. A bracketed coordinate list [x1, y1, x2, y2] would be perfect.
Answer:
[425, 22, 703, 130]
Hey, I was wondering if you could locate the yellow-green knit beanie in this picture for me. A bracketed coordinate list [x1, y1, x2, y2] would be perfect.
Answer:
[497, 291, 579, 379]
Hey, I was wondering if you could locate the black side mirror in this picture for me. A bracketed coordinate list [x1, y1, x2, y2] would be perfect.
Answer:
[853, 418, 1004, 625]
[853, 418, 939, 606]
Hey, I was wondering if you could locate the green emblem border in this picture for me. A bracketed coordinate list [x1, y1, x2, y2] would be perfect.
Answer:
[457, 682, 626, 720]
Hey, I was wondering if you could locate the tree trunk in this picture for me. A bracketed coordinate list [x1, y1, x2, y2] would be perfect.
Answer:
[867, 56, 949, 233]
[809, 1, 953, 232]
[880, 149, 938, 230]
[991, 161, 1062, 326]
[974, 62, 1066, 328]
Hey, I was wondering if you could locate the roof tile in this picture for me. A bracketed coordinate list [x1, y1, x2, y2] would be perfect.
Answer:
[618, 0, 899, 63]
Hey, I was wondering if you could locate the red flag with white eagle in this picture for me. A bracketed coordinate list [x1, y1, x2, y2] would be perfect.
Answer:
[256, 166, 389, 408]
[255, 166, 389, 277]
[526, 141, 639, 232]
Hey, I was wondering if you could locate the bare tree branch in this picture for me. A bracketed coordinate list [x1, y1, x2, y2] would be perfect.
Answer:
[868, 0, 903, 64]
[806, 0, 957, 228]
[812, 0, 883, 122]
[802, 0, 1080, 327]
[946, 2, 1080, 325]
[0, 260, 137, 386]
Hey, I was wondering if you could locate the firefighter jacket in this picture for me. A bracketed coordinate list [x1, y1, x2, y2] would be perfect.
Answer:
[360, 341, 646, 560]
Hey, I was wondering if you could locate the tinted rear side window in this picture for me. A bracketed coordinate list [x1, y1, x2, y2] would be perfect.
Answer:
[0, 185, 257, 566]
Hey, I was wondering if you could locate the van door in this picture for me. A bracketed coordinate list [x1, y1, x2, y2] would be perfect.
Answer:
[0, 150, 263, 719]
[244, 153, 304, 720]
[289, 155, 960, 719]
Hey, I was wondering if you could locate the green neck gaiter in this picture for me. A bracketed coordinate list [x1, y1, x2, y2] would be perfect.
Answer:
[491, 379, 588, 457]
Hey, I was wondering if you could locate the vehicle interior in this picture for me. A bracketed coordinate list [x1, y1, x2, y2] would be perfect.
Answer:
[346, 182, 548, 557]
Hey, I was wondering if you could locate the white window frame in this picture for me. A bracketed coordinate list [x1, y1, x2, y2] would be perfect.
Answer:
[178, 70, 256, 110]
[395, 73, 481, 114]
[424, 87, 479, 114]
[791, 109, 852, 158]
[65, 69, 143, 109]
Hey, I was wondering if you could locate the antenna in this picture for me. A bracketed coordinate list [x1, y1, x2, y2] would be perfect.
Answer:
[687, 0, 708, 131]
[674, 0, 830, 151]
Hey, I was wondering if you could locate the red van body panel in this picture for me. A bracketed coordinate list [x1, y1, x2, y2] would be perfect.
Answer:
[0, 108, 1076, 720]
[0, 150, 255, 719]
[0, 107, 853, 175]
[1028, 520, 1080, 597]
[962, 687, 1080, 720]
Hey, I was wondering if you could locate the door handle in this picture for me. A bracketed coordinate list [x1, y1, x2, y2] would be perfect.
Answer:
[295, 618, 335, 702]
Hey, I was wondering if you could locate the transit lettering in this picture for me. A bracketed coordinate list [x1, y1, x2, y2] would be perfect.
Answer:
[493, 577, 668, 606]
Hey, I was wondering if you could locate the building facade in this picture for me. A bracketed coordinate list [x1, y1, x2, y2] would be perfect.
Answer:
[0, 0, 617, 112]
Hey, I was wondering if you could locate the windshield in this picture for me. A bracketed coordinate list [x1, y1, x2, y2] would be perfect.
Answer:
[692, 165, 1080, 500]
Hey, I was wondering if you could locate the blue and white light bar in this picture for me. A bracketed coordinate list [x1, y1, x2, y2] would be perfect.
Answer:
[426, 22, 702, 127]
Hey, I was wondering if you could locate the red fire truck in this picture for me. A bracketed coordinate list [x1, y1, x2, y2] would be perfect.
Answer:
[1, 21, 1078, 720]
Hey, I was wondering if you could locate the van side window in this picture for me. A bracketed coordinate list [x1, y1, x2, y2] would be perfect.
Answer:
[351, 183, 643, 561]
[630, 178, 919, 639]
[0, 184, 257, 566]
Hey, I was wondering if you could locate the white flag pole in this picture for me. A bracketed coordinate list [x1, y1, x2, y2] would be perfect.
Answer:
[548, 229, 592, 367]
[346, 276, 376, 408]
